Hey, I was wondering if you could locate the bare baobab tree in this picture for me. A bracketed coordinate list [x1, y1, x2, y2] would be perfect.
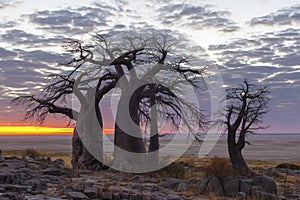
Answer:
[224, 80, 270, 177]
[13, 28, 208, 171]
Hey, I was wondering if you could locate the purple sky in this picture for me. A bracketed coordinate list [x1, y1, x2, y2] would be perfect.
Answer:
[0, 0, 300, 133]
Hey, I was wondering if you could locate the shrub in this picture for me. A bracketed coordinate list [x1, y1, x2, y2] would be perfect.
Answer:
[21, 148, 41, 159]
[158, 162, 185, 179]
[276, 163, 300, 170]
[204, 157, 234, 177]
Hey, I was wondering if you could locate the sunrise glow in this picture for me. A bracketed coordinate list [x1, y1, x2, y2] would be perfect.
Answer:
[0, 126, 115, 135]
[0, 126, 73, 135]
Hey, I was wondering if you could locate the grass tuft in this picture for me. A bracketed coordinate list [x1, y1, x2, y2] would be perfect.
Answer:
[204, 157, 235, 178]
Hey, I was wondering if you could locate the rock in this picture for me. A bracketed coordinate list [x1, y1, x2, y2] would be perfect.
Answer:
[198, 176, 212, 194]
[223, 177, 240, 197]
[264, 167, 280, 178]
[255, 191, 277, 200]
[24, 156, 35, 162]
[187, 178, 198, 184]
[240, 178, 251, 195]
[120, 191, 130, 199]
[113, 193, 121, 200]
[19, 168, 35, 178]
[67, 191, 90, 199]
[112, 175, 128, 182]
[162, 178, 180, 188]
[0, 150, 4, 162]
[0, 192, 21, 200]
[284, 193, 300, 199]
[128, 193, 139, 200]
[41, 167, 75, 177]
[0, 171, 12, 183]
[132, 184, 144, 191]
[206, 176, 223, 196]
[177, 182, 188, 191]
[0, 184, 32, 193]
[83, 187, 98, 199]
[132, 175, 142, 181]
[53, 158, 65, 166]
[23, 179, 47, 191]
[102, 191, 113, 200]
[237, 191, 247, 200]
[253, 176, 277, 194]
[166, 194, 182, 200]
[24, 194, 47, 200]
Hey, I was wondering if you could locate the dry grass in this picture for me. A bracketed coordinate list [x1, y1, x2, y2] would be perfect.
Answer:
[2, 149, 72, 167]
[203, 157, 235, 177]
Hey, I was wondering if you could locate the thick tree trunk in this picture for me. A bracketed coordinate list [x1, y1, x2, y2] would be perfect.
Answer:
[227, 130, 255, 177]
[71, 90, 104, 171]
[113, 90, 146, 170]
[71, 128, 103, 170]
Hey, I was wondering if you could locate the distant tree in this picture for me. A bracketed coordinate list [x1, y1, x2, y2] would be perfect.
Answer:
[224, 80, 270, 177]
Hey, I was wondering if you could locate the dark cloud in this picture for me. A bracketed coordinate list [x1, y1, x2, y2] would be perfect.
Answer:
[0, 20, 17, 28]
[209, 28, 300, 124]
[250, 5, 300, 26]
[26, 4, 115, 36]
[156, 3, 239, 32]
[0, 29, 69, 48]
[0, 47, 17, 58]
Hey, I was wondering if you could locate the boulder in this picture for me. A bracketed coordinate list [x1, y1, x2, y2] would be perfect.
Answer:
[162, 178, 180, 188]
[177, 182, 188, 191]
[53, 158, 65, 166]
[41, 167, 75, 177]
[198, 176, 212, 194]
[206, 176, 223, 196]
[67, 191, 90, 199]
[0, 184, 32, 193]
[23, 179, 47, 191]
[111, 175, 128, 182]
[223, 177, 240, 197]
[253, 176, 277, 194]
[255, 191, 277, 200]
[102, 191, 113, 200]
[0, 171, 12, 184]
[0, 150, 4, 162]
[83, 187, 98, 199]
[24, 156, 35, 162]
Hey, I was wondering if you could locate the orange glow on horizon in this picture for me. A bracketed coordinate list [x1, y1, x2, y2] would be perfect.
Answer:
[0, 126, 114, 135]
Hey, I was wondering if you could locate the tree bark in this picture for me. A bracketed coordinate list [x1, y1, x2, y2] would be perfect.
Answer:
[113, 90, 146, 169]
[71, 128, 103, 170]
[227, 130, 256, 177]
[71, 89, 104, 171]
[148, 98, 159, 167]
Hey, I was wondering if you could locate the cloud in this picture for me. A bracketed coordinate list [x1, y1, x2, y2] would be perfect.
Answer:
[0, 47, 17, 58]
[0, 20, 17, 28]
[0, 0, 18, 9]
[156, 3, 239, 32]
[25, 4, 115, 36]
[208, 27, 300, 121]
[250, 4, 300, 26]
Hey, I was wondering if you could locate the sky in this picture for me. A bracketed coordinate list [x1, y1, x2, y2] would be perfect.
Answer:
[0, 0, 300, 133]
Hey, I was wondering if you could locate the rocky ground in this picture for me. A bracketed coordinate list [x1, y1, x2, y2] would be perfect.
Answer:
[0, 152, 299, 200]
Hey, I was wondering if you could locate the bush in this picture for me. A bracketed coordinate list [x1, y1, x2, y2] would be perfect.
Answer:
[158, 162, 185, 179]
[276, 163, 300, 170]
[204, 157, 234, 177]
[21, 148, 41, 159]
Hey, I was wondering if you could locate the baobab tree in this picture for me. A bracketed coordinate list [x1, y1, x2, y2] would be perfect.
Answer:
[13, 29, 208, 171]
[224, 80, 270, 177]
